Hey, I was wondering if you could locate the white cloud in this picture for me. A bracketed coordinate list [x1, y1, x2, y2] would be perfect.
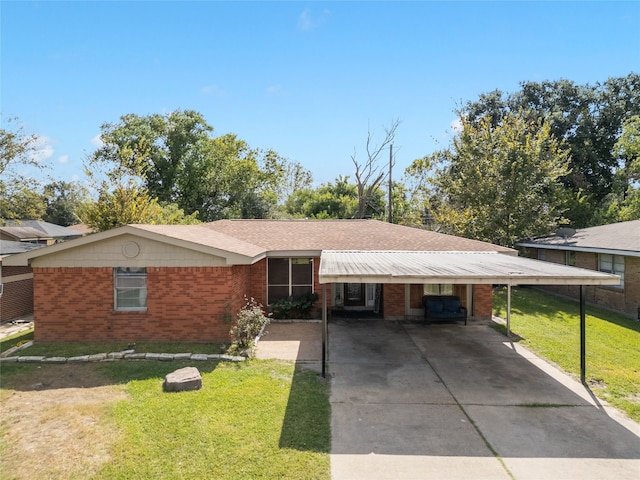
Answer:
[450, 118, 463, 134]
[90, 134, 104, 148]
[28, 135, 54, 163]
[58, 154, 69, 164]
[297, 8, 330, 31]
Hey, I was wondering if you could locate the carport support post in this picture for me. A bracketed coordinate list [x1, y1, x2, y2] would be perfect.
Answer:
[580, 285, 586, 384]
[322, 283, 327, 378]
[506, 283, 512, 337]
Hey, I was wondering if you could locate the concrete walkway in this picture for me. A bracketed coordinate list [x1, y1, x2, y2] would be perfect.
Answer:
[256, 318, 640, 480]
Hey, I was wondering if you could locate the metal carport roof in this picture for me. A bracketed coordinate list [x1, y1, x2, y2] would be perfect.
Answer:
[318, 250, 621, 286]
[317, 250, 621, 381]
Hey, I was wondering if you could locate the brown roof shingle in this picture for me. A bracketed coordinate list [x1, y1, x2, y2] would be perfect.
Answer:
[204, 219, 514, 253]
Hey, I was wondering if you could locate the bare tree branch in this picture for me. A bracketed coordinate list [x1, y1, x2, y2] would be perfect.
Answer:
[351, 119, 401, 218]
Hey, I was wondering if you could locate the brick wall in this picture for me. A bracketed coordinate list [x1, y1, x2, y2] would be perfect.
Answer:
[1, 265, 34, 322]
[383, 284, 405, 319]
[473, 284, 493, 319]
[526, 248, 638, 318]
[33, 266, 255, 343]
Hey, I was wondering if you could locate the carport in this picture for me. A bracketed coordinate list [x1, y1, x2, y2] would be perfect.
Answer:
[318, 250, 621, 380]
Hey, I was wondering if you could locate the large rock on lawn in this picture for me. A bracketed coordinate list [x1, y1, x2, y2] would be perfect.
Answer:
[163, 367, 202, 392]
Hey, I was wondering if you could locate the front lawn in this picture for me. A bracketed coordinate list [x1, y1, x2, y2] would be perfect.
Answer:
[493, 287, 640, 422]
[0, 359, 331, 479]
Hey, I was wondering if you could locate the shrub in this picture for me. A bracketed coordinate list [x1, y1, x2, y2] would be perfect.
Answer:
[230, 297, 270, 349]
[269, 293, 320, 319]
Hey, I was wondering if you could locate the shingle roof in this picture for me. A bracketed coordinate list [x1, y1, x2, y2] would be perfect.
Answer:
[129, 224, 266, 258]
[517, 220, 640, 256]
[5, 220, 82, 239]
[0, 226, 52, 241]
[0, 240, 45, 256]
[204, 219, 514, 253]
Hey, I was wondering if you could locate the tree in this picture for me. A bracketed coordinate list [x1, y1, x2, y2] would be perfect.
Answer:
[90, 110, 304, 221]
[460, 74, 640, 226]
[420, 112, 570, 247]
[285, 176, 360, 219]
[0, 118, 48, 222]
[42, 181, 89, 226]
[80, 157, 199, 232]
[351, 119, 400, 219]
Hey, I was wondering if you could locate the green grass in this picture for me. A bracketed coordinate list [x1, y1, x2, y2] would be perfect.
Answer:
[493, 287, 640, 422]
[1, 331, 225, 357]
[0, 359, 331, 479]
[98, 359, 330, 479]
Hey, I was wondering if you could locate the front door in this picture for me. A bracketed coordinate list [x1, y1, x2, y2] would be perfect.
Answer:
[345, 283, 365, 306]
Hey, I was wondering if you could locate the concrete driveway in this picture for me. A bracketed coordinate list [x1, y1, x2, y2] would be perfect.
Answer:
[328, 318, 640, 480]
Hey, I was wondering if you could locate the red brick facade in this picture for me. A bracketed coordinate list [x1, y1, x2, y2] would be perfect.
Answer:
[472, 284, 493, 319]
[33, 266, 251, 343]
[524, 248, 639, 318]
[31, 260, 497, 342]
[1, 266, 34, 322]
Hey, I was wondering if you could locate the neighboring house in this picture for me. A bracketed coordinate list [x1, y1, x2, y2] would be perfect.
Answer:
[4, 220, 83, 243]
[4, 219, 619, 343]
[0, 226, 53, 245]
[517, 220, 640, 318]
[0, 240, 44, 322]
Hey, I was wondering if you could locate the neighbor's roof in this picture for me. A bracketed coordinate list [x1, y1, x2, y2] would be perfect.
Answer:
[205, 219, 515, 254]
[319, 250, 621, 286]
[0, 226, 52, 242]
[0, 240, 45, 257]
[516, 220, 640, 257]
[5, 220, 83, 239]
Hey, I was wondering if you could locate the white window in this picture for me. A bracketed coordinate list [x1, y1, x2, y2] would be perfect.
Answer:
[599, 254, 625, 288]
[115, 267, 147, 310]
[267, 258, 313, 304]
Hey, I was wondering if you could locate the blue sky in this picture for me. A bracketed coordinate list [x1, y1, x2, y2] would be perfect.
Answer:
[2, 1, 639, 186]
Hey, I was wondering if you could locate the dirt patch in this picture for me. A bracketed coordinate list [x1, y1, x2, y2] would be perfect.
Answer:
[0, 364, 128, 480]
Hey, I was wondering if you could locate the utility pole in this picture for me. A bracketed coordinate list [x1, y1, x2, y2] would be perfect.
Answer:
[388, 144, 393, 223]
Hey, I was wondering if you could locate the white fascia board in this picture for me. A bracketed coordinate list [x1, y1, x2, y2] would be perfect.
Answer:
[516, 242, 640, 258]
[266, 250, 322, 258]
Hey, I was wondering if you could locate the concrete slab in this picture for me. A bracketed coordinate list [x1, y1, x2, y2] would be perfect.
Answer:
[329, 318, 640, 480]
[330, 362, 453, 405]
[254, 321, 322, 362]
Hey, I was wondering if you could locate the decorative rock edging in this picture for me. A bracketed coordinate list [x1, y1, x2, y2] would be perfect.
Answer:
[0, 350, 246, 364]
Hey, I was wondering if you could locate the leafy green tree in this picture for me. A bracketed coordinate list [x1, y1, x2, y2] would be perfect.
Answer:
[90, 110, 305, 221]
[42, 181, 89, 226]
[80, 157, 199, 232]
[418, 112, 570, 247]
[460, 74, 640, 226]
[0, 118, 48, 222]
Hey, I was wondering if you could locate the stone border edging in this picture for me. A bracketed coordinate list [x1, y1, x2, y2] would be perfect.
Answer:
[0, 349, 246, 364]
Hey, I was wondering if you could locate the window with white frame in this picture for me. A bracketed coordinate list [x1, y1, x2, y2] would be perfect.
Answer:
[267, 258, 313, 304]
[115, 267, 147, 310]
[599, 254, 625, 288]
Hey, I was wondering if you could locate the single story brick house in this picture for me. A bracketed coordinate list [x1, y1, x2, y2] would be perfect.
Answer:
[516, 220, 640, 318]
[3, 219, 519, 343]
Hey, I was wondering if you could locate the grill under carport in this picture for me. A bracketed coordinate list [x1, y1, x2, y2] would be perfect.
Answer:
[318, 250, 621, 380]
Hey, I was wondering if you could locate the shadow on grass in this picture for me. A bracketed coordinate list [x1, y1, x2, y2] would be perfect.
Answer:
[278, 364, 331, 453]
